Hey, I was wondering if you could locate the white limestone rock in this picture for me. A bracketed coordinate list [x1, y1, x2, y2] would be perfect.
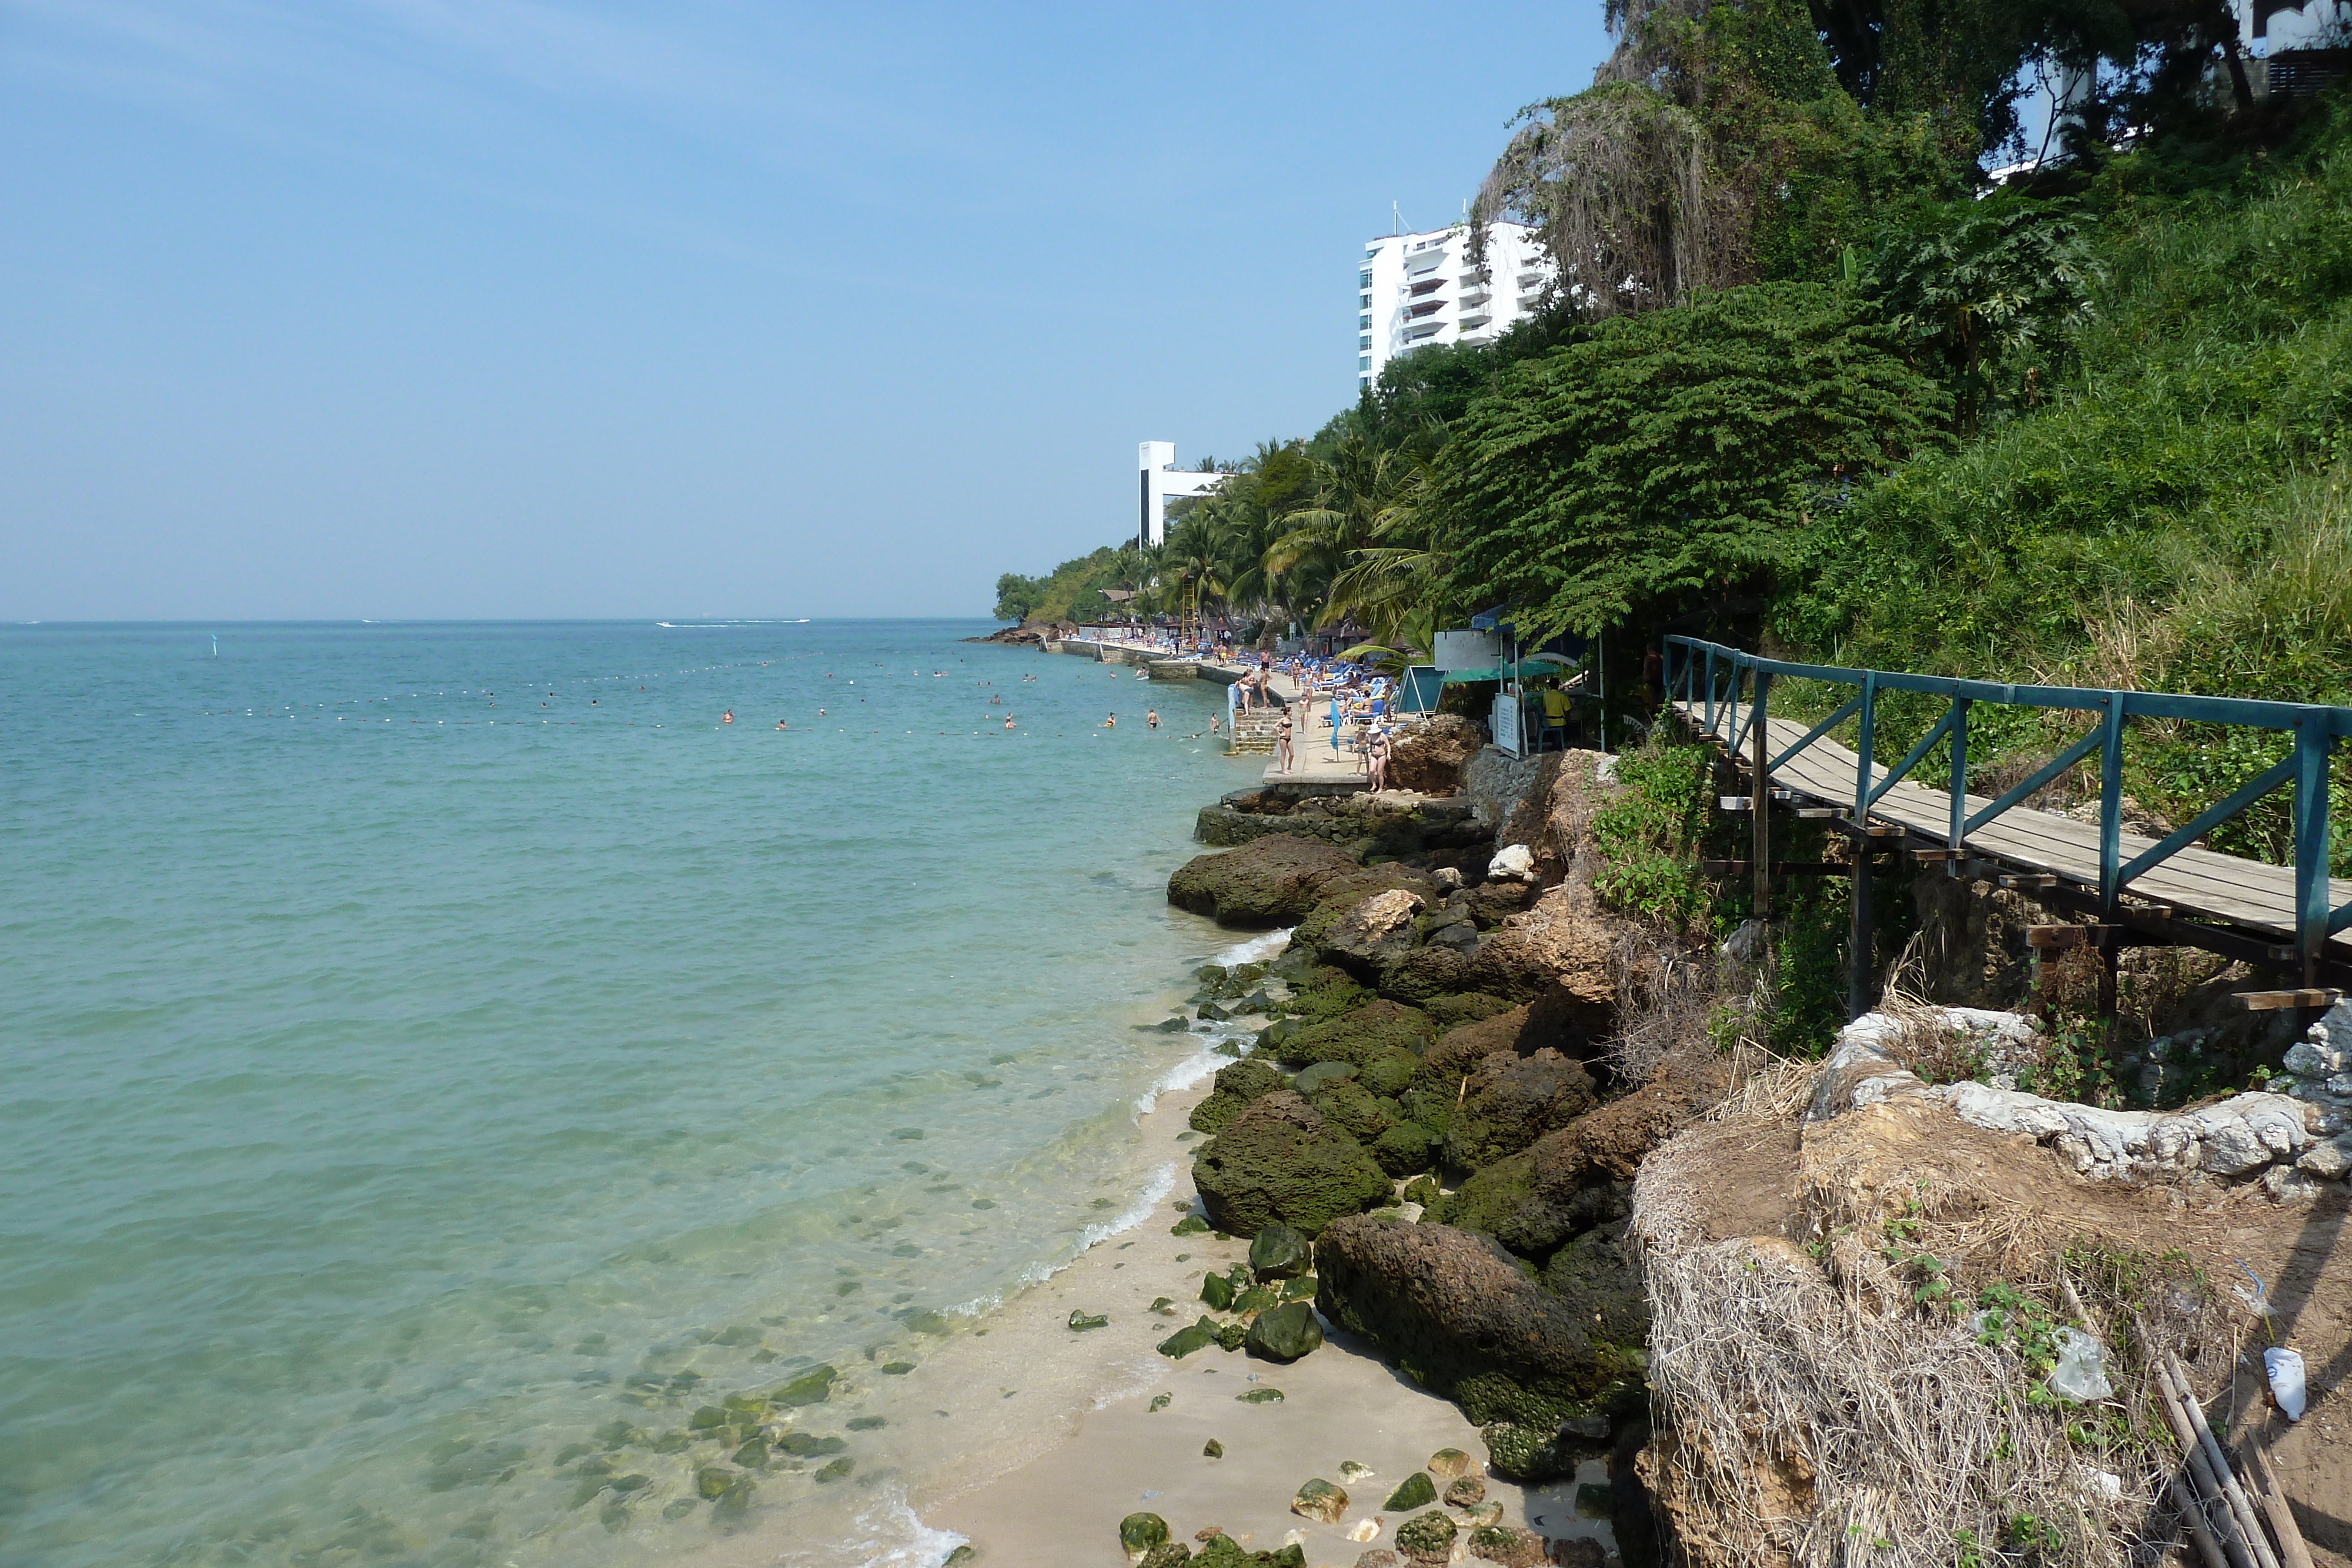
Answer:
[2297, 1131, 2352, 1179]
[1486, 844, 1536, 883]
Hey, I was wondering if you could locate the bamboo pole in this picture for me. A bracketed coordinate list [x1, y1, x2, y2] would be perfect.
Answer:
[2169, 1472, 2233, 1568]
[2152, 1359, 2258, 1568]
[2162, 1355, 2281, 1568]
[2241, 1441, 2316, 1568]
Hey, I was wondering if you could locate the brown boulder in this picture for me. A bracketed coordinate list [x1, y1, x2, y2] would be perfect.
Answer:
[1441, 1048, 1599, 1174]
[1387, 714, 1484, 795]
[1469, 887, 1620, 1021]
[1315, 1216, 1645, 1429]
[1443, 1051, 1729, 1255]
[1168, 834, 1359, 928]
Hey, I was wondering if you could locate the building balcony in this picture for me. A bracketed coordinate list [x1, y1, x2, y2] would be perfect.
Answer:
[1458, 309, 1492, 329]
[1402, 321, 1444, 342]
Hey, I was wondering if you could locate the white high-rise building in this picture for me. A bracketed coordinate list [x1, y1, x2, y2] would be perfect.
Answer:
[1358, 220, 1552, 389]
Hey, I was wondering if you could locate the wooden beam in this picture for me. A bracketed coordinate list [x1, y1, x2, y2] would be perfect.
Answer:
[1700, 861, 1853, 878]
[1907, 848, 1966, 863]
[2231, 988, 2343, 1012]
[2000, 872, 2059, 891]
[2029, 924, 2122, 950]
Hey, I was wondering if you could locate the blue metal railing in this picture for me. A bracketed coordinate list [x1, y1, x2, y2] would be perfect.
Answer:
[1663, 635, 2352, 980]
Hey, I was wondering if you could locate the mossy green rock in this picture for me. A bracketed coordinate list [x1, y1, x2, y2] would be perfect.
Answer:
[730, 1437, 767, 1467]
[1290, 1477, 1349, 1523]
[1067, 1310, 1110, 1332]
[1279, 1273, 1318, 1300]
[1200, 1271, 1236, 1310]
[1203, 1437, 1225, 1457]
[1214, 1319, 1250, 1351]
[1291, 1060, 1359, 1094]
[1171, 1214, 1212, 1236]
[773, 1432, 847, 1457]
[696, 1467, 736, 1500]
[1384, 1471, 1438, 1509]
[1307, 1078, 1395, 1144]
[1192, 1538, 1251, 1568]
[1190, 1059, 1292, 1134]
[1244, 1301, 1324, 1362]
[1371, 1119, 1441, 1177]
[1140, 1544, 1194, 1568]
[1394, 1511, 1458, 1561]
[1248, 1222, 1312, 1281]
[1236, 1386, 1284, 1403]
[1167, 835, 1359, 928]
[813, 1456, 853, 1483]
[1232, 1284, 1278, 1313]
[1541, 1220, 1648, 1344]
[1401, 1175, 1441, 1207]
[1271, 1001, 1434, 1072]
[770, 1365, 837, 1406]
[688, 1406, 730, 1431]
[1479, 1421, 1575, 1482]
[1157, 1316, 1222, 1359]
[1439, 1050, 1598, 1174]
[1191, 1092, 1390, 1238]
[943, 1548, 978, 1567]
[1422, 991, 1513, 1027]
[1120, 1511, 1171, 1556]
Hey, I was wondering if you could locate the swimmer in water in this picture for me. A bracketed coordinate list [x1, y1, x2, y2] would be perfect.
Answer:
[776, 719, 788, 730]
[1004, 715, 1016, 729]
[818, 708, 826, 717]
[1147, 708, 1160, 729]
[723, 710, 734, 724]
[1105, 713, 1116, 728]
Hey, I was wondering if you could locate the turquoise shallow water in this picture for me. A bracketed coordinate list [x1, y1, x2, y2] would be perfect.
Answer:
[0, 620, 1255, 1568]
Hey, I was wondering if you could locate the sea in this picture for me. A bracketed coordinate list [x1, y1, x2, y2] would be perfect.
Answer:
[0, 619, 1265, 1568]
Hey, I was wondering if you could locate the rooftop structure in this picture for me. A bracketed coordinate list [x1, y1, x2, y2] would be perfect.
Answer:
[1137, 442, 1232, 549]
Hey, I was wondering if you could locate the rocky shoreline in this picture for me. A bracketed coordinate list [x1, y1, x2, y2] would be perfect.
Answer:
[1008, 715, 2352, 1568]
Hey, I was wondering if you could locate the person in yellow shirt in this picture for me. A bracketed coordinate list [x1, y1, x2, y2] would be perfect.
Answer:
[1541, 683, 1570, 748]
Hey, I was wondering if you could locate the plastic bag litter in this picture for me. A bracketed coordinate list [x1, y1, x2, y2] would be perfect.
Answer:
[2264, 1346, 2307, 1420]
[2049, 1326, 2114, 1402]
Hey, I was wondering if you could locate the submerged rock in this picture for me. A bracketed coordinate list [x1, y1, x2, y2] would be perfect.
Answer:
[1169, 835, 1359, 928]
[770, 1365, 837, 1407]
[1244, 1302, 1325, 1362]
[1192, 1092, 1390, 1238]
[1292, 1478, 1350, 1523]
[1318, 1215, 1643, 1429]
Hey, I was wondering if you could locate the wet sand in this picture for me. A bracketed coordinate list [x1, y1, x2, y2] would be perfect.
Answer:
[898, 1082, 1618, 1567]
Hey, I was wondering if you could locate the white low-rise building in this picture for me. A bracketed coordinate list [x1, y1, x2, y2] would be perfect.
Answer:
[1357, 220, 1552, 389]
[1137, 442, 1232, 549]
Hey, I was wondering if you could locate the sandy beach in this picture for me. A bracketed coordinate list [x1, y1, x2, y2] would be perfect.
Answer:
[884, 1080, 1617, 1567]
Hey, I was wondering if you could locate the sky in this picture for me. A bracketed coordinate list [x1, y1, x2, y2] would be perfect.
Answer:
[0, 2, 1616, 621]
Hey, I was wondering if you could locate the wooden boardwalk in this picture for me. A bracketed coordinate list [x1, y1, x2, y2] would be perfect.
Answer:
[1675, 698, 2352, 961]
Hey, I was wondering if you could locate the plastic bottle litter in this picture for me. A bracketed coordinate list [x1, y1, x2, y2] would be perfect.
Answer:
[2264, 1346, 2307, 1420]
[2049, 1326, 2114, 1402]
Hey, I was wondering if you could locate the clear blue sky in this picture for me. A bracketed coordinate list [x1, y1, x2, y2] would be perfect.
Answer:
[1, 3, 1612, 620]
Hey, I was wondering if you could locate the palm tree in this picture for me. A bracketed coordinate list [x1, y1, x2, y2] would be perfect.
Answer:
[1267, 436, 1435, 634]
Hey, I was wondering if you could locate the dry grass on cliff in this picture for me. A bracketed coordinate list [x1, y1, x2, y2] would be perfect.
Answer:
[1637, 1090, 2238, 1568]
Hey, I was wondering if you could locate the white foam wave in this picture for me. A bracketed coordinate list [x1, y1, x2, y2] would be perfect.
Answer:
[1214, 925, 1293, 966]
[943, 1161, 1178, 1316]
[838, 1484, 968, 1568]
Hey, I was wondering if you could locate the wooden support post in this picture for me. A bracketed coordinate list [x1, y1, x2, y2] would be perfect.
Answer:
[1848, 675, 1877, 1021]
[2231, 988, 2344, 1012]
[1752, 672, 1772, 920]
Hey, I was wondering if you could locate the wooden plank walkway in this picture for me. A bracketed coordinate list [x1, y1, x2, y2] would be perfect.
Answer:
[1675, 698, 2352, 957]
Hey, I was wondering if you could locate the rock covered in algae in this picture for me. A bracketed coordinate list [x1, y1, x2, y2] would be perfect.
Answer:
[1167, 834, 1359, 927]
[1393, 1510, 1458, 1565]
[1244, 1302, 1324, 1363]
[1382, 1472, 1436, 1510]
[1248, 1221, 1314, 1280]
[1200, 1271, 1237, 1310]
[1141, 1544, 1194, 1568]
[1443, 1473, 1486, 1506]
[1192, 1092, 1389, 1238]
[1468, 1524, 1548, 1567]
[1067, 1309, 1109, 1331]
[1203, 1437, 1225, 1457]
[1157, 1316, 1221, 1359]
[1236, 1386, 1284, 1403]
[1291, 1477, 1350, 1523]
[1479, 1421, 1576, 1483]
[770, 1365, 837, 1406]
[1426, 1448, 1474, 1479]
[1192, 1059, 1293, 1135]
[1121, 1511, 1171, 1562]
